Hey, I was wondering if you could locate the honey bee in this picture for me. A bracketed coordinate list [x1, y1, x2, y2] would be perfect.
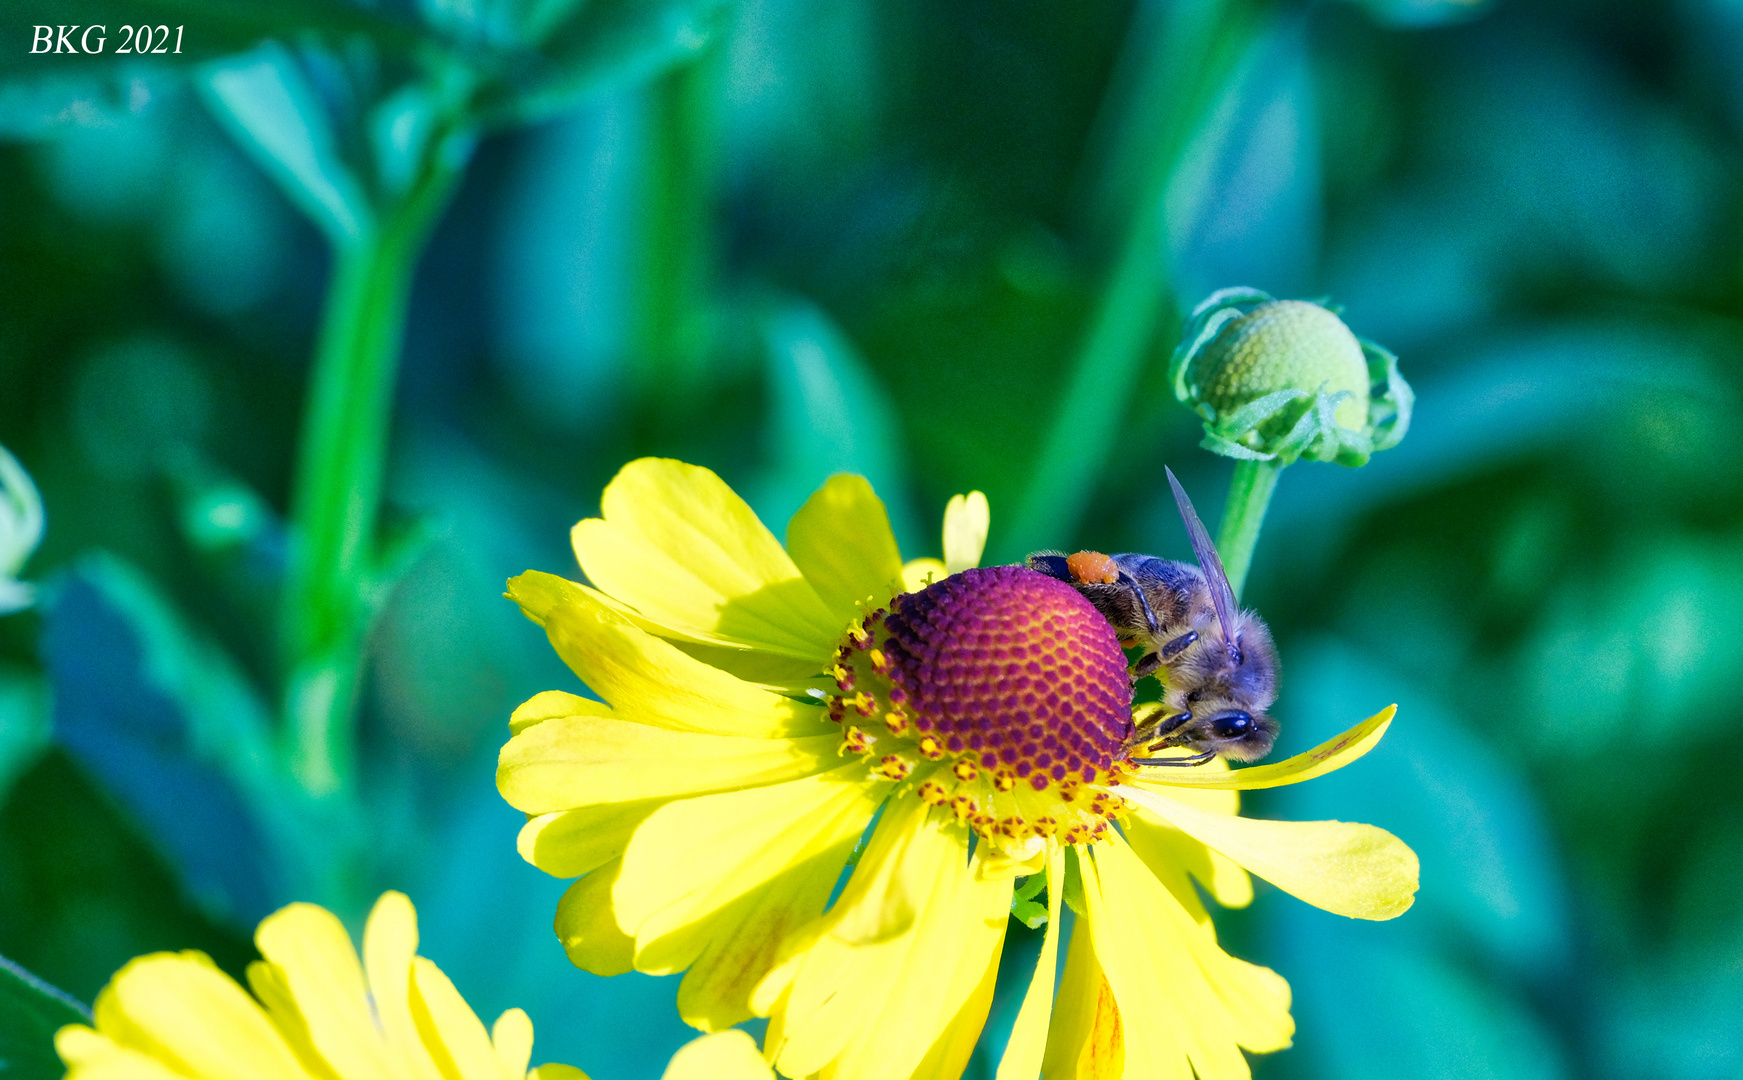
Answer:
[1027, 467, 1279, 766]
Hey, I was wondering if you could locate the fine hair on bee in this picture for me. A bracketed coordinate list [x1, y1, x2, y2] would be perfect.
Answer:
[1026, 467, 1279, 766]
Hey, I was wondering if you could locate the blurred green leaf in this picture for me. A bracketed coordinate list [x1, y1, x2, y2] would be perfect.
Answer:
[472, 0, 729, 126]
[199, 44, 372, 244]
[0, 954, 88, 1080]
[0, 668, 51, 805]
[753, 296, 917, 554]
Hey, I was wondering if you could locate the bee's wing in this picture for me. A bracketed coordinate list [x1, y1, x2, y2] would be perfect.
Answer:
[1165, 467, 1241, 663]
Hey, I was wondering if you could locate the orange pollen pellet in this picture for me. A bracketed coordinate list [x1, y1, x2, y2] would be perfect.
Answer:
[952, 760, 979, 782]
[1067, 550, 1121, 585]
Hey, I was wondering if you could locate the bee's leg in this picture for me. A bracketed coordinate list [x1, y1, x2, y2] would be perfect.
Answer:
[1159, 630, 1198, 660]
[1129, 749, 1217, 767]
[1117, 572, 1161, 636]
[1128, 710, 1190, 747]
[1132, 651, 1163, 679]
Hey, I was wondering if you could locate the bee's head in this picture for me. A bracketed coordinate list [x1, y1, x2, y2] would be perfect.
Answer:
[1157, 611, 1281, 763]
[1173, 705, 1279, 762]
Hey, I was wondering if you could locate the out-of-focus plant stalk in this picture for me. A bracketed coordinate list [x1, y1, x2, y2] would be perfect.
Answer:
[1215, 457, 1279, 600]
[281, 151, 466, 798]
[1004, 0, 1271, 558]
[632, 49, 721, 397]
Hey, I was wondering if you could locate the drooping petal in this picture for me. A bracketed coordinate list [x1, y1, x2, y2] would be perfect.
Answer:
[491, 1009, 534, 1080]
[1114, 785, 1420, 920]
[1091, 836, 1293, 1059]
[758, 800, 1010, 1080]
[1124, 814, 1254, 910]
[616, 764, 881, 980]
[555, 860, 636, 976]
[661, 1031, 773, 1080]
[995, 844, 1066, 1080]
[516, 798, 668, 878]
[571, 459, 843, 659]
[88, 953, 312, 1080]
[56, 1026, 196, 1080]
[508, 690, 613, 735]
[523, 590, 831, 739]
[410, 957, 500, 1080]
[1039, 912, 1124, 1080]
[361, 892, 445, 1080]
[786, 475, 904, 628]
[942, 492, 990, 574]
[254, 904, 400, 1080]
[1128, 706, 1396, 791]
[497, 714, 839, 816]
[528, 1067, 590, 1080]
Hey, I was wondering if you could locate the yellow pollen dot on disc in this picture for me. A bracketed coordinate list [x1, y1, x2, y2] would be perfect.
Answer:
[1032, 816, 1058, 838]
[993, 772, 1016, 793]
[917, 735, 945, 760]
[952, 760, 979, 782]
[918, 780, 949, 805]
[951, 794, 980, 822]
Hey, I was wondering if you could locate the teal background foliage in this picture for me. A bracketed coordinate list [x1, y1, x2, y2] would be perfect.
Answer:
[3, 0, 1742, 1076]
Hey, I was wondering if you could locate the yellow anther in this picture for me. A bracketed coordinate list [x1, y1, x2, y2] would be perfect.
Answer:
[884, 707, 910, 737]
[952, 760, 979, 783]
[849, 692, 876, 716]
[917, 735, 946, 761]
[951, 794, 980, 822]
[917, 780, 949, 805]
[1031, 816, 1058, 838]
[878, 755, 913, 781]
[868, 648, 890, 673]
[992, 772, 1016, 793]
[841, 726, 875, 755]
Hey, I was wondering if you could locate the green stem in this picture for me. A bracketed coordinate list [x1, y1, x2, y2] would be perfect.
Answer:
[1003, 0, 1269, 559]
[1215, 458, 1281, 601]
[280, 159, 465, 797]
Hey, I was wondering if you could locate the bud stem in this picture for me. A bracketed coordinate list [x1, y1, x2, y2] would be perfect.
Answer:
[1216, 459, 1281, 600]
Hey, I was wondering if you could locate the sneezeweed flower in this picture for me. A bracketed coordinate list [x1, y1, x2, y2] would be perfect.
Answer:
[499, 459, 1419, 1079]
[54, 890, 769, 1080]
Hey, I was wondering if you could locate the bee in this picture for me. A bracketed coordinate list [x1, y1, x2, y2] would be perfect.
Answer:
[1027, 467, 1279, 766]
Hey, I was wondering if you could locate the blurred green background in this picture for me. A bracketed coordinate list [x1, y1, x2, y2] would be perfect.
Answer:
[3, 0, 1742, 1076]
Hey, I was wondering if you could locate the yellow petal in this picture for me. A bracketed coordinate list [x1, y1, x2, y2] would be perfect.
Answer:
[1039, 910, 1123, 1080]
[254, 904, 397, 1080]
[509, 691, 612, 735]
[491, 1010, 534, 1080]
[91, 952, 312, 1080]
[900, 558, 946, 594]
[1113, 785, 1420, 920]
[555, 861, 637, 976]
[516, 799, 668, 878]
[362, 892, 445, 1080]
[527, 1067, 590, 1080]
[410, 957, 499, 1080]
[1123, 814, 1253, 911]
[1084, 841, 1264, 1080]
[242, 961, 327, 1079]
[761, 804, 1009, 1080]
[616, 764, 880, 975]
[908, 925, 1002, 1080]
[995, 845, 1065, 1080]
[1127, 706, 1396, 790]
[497, 714, 839, 816]
[660, 1031, 773, 1080]
[57, 1026, 194, 1080]
[530, 591, 831, 740]
[786, 475, 904, 628]
[942, 492, 989, 574]
[571, 458, 842, 659]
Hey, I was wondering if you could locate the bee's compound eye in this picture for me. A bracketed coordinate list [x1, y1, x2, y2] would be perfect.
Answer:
[1211, 711, 1253, 739]
[1066, 551, 1120, 585]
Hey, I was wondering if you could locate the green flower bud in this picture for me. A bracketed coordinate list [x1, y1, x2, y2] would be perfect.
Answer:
[1169, 287, 1412, 467]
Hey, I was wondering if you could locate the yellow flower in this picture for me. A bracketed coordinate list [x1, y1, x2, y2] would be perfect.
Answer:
[52, 890, 770, 1080]
[499, 459, 1419, 1080]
